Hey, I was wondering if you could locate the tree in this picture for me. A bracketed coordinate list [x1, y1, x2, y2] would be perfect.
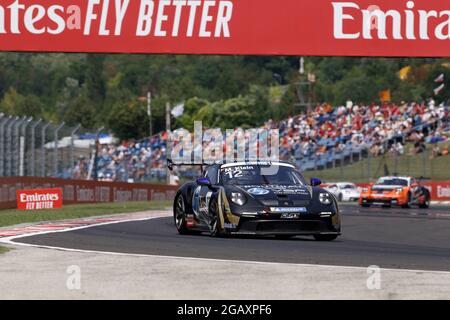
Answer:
[0, 88, 44, 118]
[106, 92, 148, 140]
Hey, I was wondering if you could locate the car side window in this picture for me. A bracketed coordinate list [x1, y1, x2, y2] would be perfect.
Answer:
[205, 166, 218, 185]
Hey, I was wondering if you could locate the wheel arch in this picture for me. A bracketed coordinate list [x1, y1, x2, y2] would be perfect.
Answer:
[174, 182, 198, 216]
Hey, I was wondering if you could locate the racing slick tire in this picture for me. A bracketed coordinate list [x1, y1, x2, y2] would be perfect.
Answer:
[209, 198, 226, 238]
[402, 192, 413, 209]
[174, 193, 198, 235]
[275, 235, 296, 240]
[313, 234, 338, 241]
[419, 192, 431, 209]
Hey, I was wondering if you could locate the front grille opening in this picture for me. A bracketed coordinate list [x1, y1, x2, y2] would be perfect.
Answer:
[256, 221, 322, 232]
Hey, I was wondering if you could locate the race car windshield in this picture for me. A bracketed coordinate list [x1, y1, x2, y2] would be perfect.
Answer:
[220, 165, 305, 186]
[377, 179, 408, 186]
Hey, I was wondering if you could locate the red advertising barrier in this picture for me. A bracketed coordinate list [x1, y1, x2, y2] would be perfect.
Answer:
[0, 177, 178, 210]
[16, 188, 63, 211]
[0, 0, 449, 57]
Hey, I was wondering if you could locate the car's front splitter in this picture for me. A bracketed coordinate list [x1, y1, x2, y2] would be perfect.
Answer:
[360, 197, 405, 206]
[225, 217, 341, 236]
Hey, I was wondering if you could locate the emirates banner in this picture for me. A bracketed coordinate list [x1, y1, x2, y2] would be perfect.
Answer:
[16, 188, 63, 210]
[0, 177, 178, 209]
[0, 0, 450, 56]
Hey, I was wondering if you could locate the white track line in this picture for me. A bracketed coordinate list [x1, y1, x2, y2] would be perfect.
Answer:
[1, 214, 450, 275]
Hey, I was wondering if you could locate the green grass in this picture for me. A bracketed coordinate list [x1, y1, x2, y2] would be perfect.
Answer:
[0, 246, 10, 254]
[0, 200, 172, 228]
[303, 142, 450, 183]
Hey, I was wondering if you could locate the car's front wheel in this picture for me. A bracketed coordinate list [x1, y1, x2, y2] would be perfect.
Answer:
[209, 199, 225, 237]
[275, 235, 295, 240]
[313, 234, 338, 241]
[174, 194, 191, 235]
[402, 192, 413, 209]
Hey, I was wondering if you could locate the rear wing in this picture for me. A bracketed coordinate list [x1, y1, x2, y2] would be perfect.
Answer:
[167, 159, 294, 171]
[167, 159, 208, 171]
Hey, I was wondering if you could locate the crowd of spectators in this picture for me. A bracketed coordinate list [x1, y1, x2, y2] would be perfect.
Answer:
[268, 100, 449, 165]
[71, 100, 450, 182]
[70, 132, 169, 183]
[95, 132, 169, 182]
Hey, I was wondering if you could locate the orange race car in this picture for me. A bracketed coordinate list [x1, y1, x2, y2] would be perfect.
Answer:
[359, 176, 431, 208]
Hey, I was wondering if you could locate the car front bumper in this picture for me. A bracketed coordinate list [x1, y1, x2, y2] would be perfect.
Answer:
[360, 197, 406, 206]
[228, 216, 341, 236]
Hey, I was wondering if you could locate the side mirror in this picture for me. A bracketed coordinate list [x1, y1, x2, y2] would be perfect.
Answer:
[310, 177, 322, 187]
[197, 177, 212, 187]
[167, 159, 174, 171]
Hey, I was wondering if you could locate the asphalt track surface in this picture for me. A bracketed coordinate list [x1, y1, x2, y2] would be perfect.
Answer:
[13, 205, 450, 272]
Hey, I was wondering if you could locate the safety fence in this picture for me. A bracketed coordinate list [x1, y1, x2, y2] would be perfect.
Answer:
[0, 114, 100, 180]
[0, 177, 178, 210]
[301, 141, 450, 183]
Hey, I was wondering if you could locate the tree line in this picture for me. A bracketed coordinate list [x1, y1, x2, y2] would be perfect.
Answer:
[0, 53, 448, 140]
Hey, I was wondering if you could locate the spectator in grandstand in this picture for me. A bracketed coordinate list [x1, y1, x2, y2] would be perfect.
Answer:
[390, 142, 405, 156]
[72, 156, 89, 180]
[412, 139, 427, 155]
[88, 100, 448, 182]
[431, 144, 442, 159]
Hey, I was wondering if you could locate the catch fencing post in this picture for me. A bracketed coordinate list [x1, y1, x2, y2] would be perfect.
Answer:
[6, 117, 19, 176]
[393, 146, 398, 175]
[13, 117, 27, 176]
[92, 127, 104, 181]
[19, 117, 33, 177]
[70, 124, 82, 179]
[0, 115, 12, 177]
[41, 122, 51, 177]
[30, 119, 42, 177]
[53, 122, 65, 177]
[166, 102, 172, 185]
[422, 148, 427, 178]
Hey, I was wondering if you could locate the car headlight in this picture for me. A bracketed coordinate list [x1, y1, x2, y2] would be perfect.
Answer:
[231, 192, 247, 206]
[319, 193, 333, 205]
[362, 188, 369, 193]
[396, 188, 403, 195]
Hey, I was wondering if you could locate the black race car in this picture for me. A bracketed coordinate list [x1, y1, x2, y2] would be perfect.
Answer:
[170, 161, 341, 241]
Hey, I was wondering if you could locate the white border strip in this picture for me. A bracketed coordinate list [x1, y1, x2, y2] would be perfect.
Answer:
[2, 214, 450, 275]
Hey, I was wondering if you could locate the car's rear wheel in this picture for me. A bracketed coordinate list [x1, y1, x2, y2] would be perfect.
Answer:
[419, 192, 430, 209]
[338, 193, 343, 202]
[314, 234, 338, 241]
[174, 194, 192, 235]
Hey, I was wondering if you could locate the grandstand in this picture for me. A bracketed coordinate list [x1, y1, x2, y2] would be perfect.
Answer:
[92, 100, 449, 183]
[2, 100, 448, 183]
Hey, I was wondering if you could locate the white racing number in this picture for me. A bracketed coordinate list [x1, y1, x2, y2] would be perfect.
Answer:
[224, 168, 243, 179]
[222, 166, 254, 180]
